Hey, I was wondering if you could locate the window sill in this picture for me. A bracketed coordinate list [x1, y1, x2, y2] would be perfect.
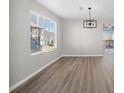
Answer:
[44, 47, 57, 52]
[30, 47, 57, 56]
[31, 51, 44, 56]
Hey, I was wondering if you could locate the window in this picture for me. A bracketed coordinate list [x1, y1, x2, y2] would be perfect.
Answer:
[103, 24, 114, 49]
[30, 11, 57, 54]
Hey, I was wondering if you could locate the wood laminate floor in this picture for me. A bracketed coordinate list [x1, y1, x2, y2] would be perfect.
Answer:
[10, 56, 114, 93]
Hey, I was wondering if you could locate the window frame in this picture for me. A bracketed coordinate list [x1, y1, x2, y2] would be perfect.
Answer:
[30, 10, 57, 55]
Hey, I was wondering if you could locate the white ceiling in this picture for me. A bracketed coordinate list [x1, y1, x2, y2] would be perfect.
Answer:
[36, 0, 114, 19]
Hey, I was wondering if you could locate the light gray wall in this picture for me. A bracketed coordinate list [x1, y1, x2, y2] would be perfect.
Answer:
[9, 0, 114, 88]
[62, 19, 114, 55]
[9, 0, 62, 87]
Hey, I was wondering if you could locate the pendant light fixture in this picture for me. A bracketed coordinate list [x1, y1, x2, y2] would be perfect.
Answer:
[83, 7, 97, 28]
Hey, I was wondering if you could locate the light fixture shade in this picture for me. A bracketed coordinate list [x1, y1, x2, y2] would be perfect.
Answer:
[83, 19, 97, 28]
[83, 7, 97, 28]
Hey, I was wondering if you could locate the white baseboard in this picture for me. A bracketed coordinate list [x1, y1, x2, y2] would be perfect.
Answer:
[62, 55, 103, 57]
[9, 55, 62, 92]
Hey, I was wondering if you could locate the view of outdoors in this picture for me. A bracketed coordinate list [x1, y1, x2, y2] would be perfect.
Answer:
[103, 24, 114, 50]
[30, 11, 56, 53]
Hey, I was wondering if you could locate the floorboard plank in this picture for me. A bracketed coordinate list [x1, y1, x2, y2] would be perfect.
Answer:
[10, 55, 114, 93]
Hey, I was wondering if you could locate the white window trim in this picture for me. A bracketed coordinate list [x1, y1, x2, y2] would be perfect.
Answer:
[31, 51, 44, 56]
[30, 47, 57, 56]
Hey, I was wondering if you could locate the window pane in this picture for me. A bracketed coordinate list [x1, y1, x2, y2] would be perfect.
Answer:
[45, 21, 55, 47]
[50, 22, 55, 32]
[39, 17, 44, 28]
[31, 27, 42, 53]
[48, 21, 51, 32]
[103, 31, 113, 40]
[44, 19, 50, 31]
[31, 14, 37, 24]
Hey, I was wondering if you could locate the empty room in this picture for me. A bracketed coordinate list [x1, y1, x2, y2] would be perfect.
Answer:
[9, 0, 114, 93]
